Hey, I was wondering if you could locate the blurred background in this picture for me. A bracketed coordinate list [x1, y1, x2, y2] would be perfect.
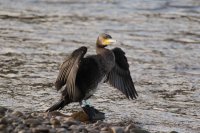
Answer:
[0, 0, 199, 132]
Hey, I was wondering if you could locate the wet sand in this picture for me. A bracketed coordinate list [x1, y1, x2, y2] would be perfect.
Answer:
[0, 0, 200, 132]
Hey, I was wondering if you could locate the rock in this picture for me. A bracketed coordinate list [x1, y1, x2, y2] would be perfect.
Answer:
[61, 123, 69, 129]
[11, 111, 24, 117]
[130, 128, 150, 133]
[55, 128, 67, 133]
[100, 131, 111, 133]
[124, 124, 136, 133]
[31, 112, 38, 117]
[170, 131, 178, 133]
[93, 120, 104, 126]
[71, 111, 89, 122]
[50, 118, 60, 126]
[14, 124, 27, 132]
[49, 128, 56, 133]
[63, 119, 80, 126]
[79, 128, 88, 133]
[43, 120, 50, 125]
[101, 127, 109, 131]
[0, 117, 8, 125]
[87, 128, 99, 133]
[46, 111, 69, 117]
[32, 126, 50, 133]
[18, 129, 32, 133]
[0, 106, 10, 116]
[6, 125, 14, 133]
[24, 118, 42, 127]
[111, 126, 124, 133]
[77, 125, 88, 133]
[69, 124, 78, 130]
[0, 124, 6, 130]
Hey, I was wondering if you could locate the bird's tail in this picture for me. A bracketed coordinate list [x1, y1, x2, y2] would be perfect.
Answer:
[46, 100, 68, 112]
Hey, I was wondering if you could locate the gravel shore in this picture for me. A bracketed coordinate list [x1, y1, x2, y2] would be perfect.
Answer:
[0, 106, 179, 133]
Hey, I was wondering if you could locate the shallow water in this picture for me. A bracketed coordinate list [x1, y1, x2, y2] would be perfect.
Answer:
[0, 0, 200, 132]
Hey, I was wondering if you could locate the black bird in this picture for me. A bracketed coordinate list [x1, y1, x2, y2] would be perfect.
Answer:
[46, 33, 138, 118]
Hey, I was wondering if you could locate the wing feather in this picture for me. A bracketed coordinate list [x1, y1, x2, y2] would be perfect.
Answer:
[55, 46, 87, 100]
[107, 47, 138, 99]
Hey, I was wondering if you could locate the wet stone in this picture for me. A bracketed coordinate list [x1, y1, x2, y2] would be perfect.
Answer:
[77, 125, 88, 132]
[87, 129, 99, 133]
[49, 128, 56, 133]
[0, 124, 6, 130]
[50, 118, 60, 126]
[0, 106, 9, 116]
[111, 126, 124, 133]
[24, 118, 42, 127]
[170, 131, 179, 133]
[11, 111, 24, 117]
[101, 127, 109, 131]
[18, 129, 32, 133]
[69, 124, 78, 130]
[55, 128, 67, 133]
[14, 124, 26, 132]
[63, 119, 80, 126]
[100, 131, 111, 133]
[61, 123, 69, 129]
[43, 120, 50, 125]
[124, 124, 136, 132]
[6, 125, 14, 133]
[0, 117, 8, 125]
[32, 126, 50, 133]
[130, 128, 150, 133]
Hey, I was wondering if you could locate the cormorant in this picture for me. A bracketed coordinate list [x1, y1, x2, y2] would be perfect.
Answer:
[46, 33, 138, 119]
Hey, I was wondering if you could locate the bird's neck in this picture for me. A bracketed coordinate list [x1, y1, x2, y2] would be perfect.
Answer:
[96, 45, 107, 55]
[96, 45, 115, 73]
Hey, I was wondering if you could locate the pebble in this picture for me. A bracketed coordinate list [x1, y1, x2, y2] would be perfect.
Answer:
[69, 124, 79, 130]
[125, 123, 136, 132]
[24, 118, 41, 127]
[170, 131, 179, 133]
[0, 117, 8, 125]
[111, 126, 124, 133]
[0, 124, 6, 130]
[0, 106, 9, 116]
[50, 118, 60, 126]
[100, 131, 111, 133]
[0, 106, 174, 133]
[18, 129, 31, 133]
[60, 123, 69, 129]
[32, 126, 50, 133]
[63, 119, 80, 126]
[130, 128, 150, 133]
[101, 127, 109, 131]
[55, 128, 67, 133]
[12, 111, 24, 117]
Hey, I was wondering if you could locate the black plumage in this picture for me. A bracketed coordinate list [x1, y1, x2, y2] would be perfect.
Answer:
[46, 33, 138, 113]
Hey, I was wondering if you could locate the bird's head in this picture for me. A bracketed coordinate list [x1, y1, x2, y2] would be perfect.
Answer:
[96, 33, 117, 48]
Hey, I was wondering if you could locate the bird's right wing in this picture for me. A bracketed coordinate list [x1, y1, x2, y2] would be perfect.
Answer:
[55, 46, 87, 99]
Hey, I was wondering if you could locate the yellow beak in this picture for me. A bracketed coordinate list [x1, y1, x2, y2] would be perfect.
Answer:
[103, 39, 117, 45]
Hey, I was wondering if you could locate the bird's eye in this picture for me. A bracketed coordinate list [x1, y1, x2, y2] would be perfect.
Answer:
[105, 35, 111, 39]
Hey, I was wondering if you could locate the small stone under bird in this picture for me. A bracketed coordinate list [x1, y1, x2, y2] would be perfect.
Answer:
[46, 33, 138, 120]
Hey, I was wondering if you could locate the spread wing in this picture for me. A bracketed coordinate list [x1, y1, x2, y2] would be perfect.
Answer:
[106, 47, 138, 99]
[55, 46, 87, 100]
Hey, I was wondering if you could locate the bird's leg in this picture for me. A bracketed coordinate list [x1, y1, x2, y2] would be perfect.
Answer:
[80, 100, 92, 107]
[79, 100, 105, 121]
[79, 100, 96, 120]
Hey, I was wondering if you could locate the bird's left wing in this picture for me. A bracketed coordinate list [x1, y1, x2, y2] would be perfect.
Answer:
[106, 47, 138, 99]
